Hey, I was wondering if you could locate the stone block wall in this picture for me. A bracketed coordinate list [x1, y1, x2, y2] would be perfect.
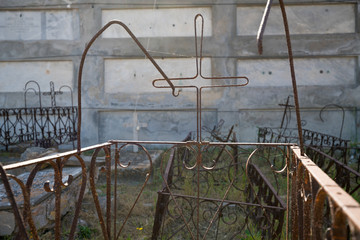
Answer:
[0, 0, 359, 147]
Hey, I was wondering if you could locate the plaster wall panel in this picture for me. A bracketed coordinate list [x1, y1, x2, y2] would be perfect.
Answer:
[99, 109, 217, 143]
[0, 61, 73, 92]
[237, 4, 355, 36]
[0, 11, 41, 40]
[237, 57, 355, 87]
[104, 58, 211, 93]
[45, 10, 79, 40]
[0, 10, 79, 40]
[102, 8, 212, 38]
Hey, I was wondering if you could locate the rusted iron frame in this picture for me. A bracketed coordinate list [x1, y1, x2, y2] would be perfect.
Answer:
[3, 142, 111, 171]
[0, 164, 29, 239]
[246, 163, 286, 239]
[291, 145, 360, 239]
[109, 140, 296, 147]
[258, 127, 349, 160]
[113, 143, 153, 240]
[247, 163, 286, 209]
[279, 95, 294, 129]
[152, 142, 290, 239]
[153, 134, 192, 239]
[302, 128, 349, 152]
[0, 106, 77, 150]
[0, 155, 89, 240]
[1, 141, 289, 239]
[4, 141, 358, 239]
[25, 80, 42, 109]
[156, 143, 242, 239]
[257, 0, 304, 155]
[152, 148, 176, 239]
[245, 147, 288, 239]
[23, 81, 76, 148]
[70, 142, 153, 240]
[160, 192, 286, 211]
[204, 125, 237, 173]
[306, 145, 360, 194]
[158, 192, 285, 239]
[77, 20, 179, 152]
[285, 145, 291, 240]
[152, 14, 249, 142]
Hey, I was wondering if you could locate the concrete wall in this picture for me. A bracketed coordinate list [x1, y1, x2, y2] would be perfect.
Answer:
[0, 0, 359, 147]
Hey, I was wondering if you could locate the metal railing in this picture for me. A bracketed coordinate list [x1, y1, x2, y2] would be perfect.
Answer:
[1, 1, 359, 238]
[0, 106, 77, 150]
[1, 141, 359, 239]
[291, 146, 360, 239]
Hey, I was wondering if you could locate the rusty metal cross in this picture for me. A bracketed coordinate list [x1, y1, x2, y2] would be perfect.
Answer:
[43, 81, 63, 107]
[152, 14, 249, 141]
[279, 95, 294, 129]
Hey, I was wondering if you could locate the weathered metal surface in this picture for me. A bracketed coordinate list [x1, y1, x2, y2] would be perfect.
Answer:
[292, 146, 360, 239]
[152, 14, 249, 142]
[0, 80, 77, 150]
[0, 3, 359, 240]
[258, 0, 304, 156]
[150, 125, 288, 239]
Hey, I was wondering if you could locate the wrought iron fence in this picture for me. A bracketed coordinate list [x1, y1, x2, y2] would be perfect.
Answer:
[1, 1, 359, 238]
[0, 141, 359, 239]
[291, 146, 360, 239]
[258, 127, 360, 199]
[0, 106, 77, 150]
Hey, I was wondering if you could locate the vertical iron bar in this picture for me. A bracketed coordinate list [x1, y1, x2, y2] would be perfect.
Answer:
[286, 146, 290, 240]
[197, 148, 200, 240]
[152, 148, 176, 240]
[291, 153, 299, 239]
[54, 160, 62, 240]
[114, 144, 119, 240]
[0, 164, 29, 239]
[297, 162, 304, 240]
[68, 155, 88, 240]
[278, 0, 304, 155]
[106, 146, 112, 238]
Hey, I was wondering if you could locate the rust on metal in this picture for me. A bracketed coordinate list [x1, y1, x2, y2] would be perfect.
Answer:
[77, 20, 179, 151]
[0, 4, 359, 240]
[257, 0, 305, 156]
[1, 80, 77, 150]
[152, 14, 249, 142]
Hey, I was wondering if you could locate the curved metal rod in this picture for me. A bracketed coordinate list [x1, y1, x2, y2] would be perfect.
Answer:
[24, 88, 38, 109]
[77, 20, 178, 151]
[24, 80, 42, 109]
[182, 144, 199, 170]
[39, 160, 62, 239]
[25, 163, 50, 240]
[65, 154, 88, 240]
[0, 164, 29, 239]
[153, 14, 249, 141]
[89, 147, 110, 240]
[319, 104, 345, 139]
[115, 143, 153, 239]
[245, 147, 280, 238]
[159, 146, 197, 239]
[151, 14, 203, 89]
[9, 174, 39, 240]
[202, 149, 237, 239]
[152, 14, 250, 89]
[257, 0, 304, 155]
[59, 85, 74, 109]
[313, 188, 326, 240]
[257, 0, 274, 55]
